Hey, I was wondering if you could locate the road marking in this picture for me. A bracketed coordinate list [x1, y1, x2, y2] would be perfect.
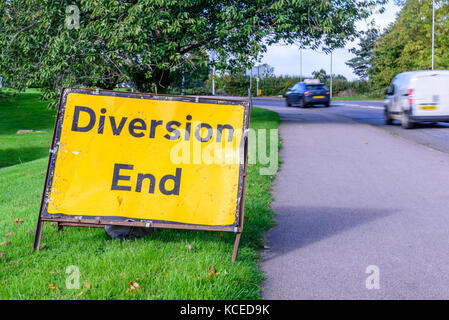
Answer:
[363, 106, 383, 110]
[336, 102, 383, 110]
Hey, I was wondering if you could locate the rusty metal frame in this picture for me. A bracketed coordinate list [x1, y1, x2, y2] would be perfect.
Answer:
[33, 88, 250, 261]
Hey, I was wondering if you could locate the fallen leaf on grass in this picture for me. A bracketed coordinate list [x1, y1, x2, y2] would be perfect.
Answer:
[0, 241, 11, 247]
[217, 233, 224, 238]
[0, 250, 5, 259]
[185, 244, 196, 252]
[207, 266, 218, 278]
[76, 282, 91, 298]
[26, 230, 34, 234]
[48, 284, 58, 290]
[126, 281, 140, 294]
[4, 232, 14, 237]
[14, 219, 23, 224]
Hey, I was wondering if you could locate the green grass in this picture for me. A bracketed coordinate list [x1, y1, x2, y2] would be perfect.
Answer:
[0, 93, 280, 299]
[0, 91, 55, 168]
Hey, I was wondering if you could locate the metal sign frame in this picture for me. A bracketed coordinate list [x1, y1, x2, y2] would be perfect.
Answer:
[33, 88, 250, 261]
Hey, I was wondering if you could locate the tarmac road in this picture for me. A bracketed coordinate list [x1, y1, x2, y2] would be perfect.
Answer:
[254, 98, 449, 299]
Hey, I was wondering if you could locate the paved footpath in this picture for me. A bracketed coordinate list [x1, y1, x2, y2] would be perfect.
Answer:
[259, 104, 449, 299]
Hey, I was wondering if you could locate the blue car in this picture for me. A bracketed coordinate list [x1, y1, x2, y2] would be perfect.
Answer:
[285, 80, 330, 108]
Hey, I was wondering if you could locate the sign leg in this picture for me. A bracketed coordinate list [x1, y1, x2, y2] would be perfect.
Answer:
[231, 232, 242, 262]
[33, 218, 44, 251]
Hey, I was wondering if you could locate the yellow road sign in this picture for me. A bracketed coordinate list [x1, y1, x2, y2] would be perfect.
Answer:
[39, 89, 249, 230]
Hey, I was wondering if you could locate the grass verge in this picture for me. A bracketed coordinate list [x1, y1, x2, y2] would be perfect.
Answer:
[0, 91, 55, 168]
[0, 93, 279, 299]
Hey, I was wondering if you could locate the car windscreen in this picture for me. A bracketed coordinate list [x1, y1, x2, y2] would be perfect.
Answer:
[305, 85, 326, 90]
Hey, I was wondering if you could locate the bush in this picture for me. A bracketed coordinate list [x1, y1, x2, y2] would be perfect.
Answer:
[205, 74, 301, 97]
[205, 73, 380, 97]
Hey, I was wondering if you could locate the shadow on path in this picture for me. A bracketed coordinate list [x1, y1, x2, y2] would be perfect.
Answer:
[263, 205, 396, 261]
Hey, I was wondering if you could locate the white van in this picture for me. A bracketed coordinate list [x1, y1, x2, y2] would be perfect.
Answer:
[384, 70, 449, 128]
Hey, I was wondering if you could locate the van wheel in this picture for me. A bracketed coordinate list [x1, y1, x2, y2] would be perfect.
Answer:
[401, 111, 414, 129]
[298, 97, 305, 108]
[384, 107, 393, 125]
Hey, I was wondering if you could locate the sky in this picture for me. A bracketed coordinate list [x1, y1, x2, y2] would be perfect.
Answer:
[259, 1, 402, 80]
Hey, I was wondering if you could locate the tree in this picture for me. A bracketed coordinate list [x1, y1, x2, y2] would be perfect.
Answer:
[368, 0, 449, 90]
[311, 69, 351, 95]
[166, 52, 211, 94]
[0, 0, 386, 104]
[346, 27, 380, 79]
[312, 69, 329, 83]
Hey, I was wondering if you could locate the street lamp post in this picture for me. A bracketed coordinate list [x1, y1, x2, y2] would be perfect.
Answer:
[432, 0, 435, 70]
[212, 64, 215, 96]
[330, 51, 333, 99]
[249, 67, 253, 96]
[256, 77, 259, 96]
[210, 51, 217, 95]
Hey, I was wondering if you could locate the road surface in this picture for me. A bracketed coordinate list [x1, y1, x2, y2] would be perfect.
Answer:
[255, 98, 449, 299]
